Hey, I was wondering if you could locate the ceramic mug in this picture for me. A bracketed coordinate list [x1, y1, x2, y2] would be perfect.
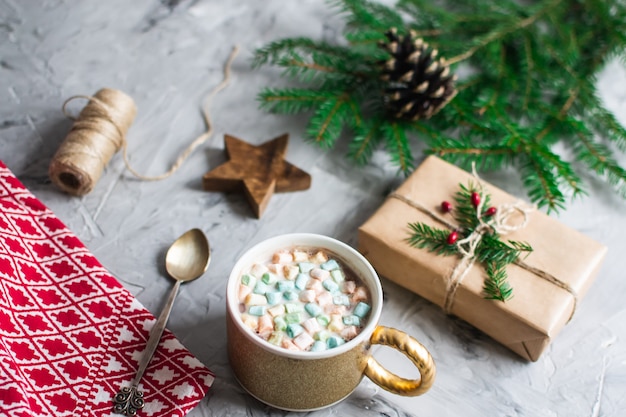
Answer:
[226, 233, 435, 411]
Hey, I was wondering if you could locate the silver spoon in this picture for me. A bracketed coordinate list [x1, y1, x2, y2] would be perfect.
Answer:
[113, 228, 210, 416]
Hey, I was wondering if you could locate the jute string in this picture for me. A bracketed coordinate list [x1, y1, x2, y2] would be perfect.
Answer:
[389, 165, 579, 322]
[49, 45, 240, 196]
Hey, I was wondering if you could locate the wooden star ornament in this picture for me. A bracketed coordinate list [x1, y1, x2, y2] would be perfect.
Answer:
[202, 133, 311, 218]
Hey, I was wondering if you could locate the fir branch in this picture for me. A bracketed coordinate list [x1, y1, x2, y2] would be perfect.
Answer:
[347, 117, 384, 164]
[444, 0, 563, 66]
[406, 222, 457, 256]
[520, 154, 566, 212]
[254, 0, 626, 212]
[305, 94, 351, 148]
[573, 131, 626, 197]
[258, 88, 330, 114]
[252, 37, 359, 69]
[381, 121, 414, 174]
[483, 261, 513, 301]
[333, 0, 404, 32]
[475, 234, 532, 265]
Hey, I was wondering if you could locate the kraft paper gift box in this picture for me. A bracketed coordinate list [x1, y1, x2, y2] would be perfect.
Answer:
[358, 156, 607, 361]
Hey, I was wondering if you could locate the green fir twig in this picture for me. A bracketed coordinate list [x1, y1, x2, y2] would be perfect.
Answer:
[254, 0, 626, 213]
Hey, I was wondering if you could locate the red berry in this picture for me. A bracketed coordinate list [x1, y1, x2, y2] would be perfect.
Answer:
[485, 207, 497, 217]
[471, 192, 481, 207]
[440, 201, 452, 213]
[447, 231, 459, 245]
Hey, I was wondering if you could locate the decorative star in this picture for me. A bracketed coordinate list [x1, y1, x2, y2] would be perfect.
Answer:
[202, 133, 311, 218]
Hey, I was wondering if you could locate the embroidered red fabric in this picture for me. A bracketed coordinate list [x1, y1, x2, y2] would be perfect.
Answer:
[0, 162, 214, 417]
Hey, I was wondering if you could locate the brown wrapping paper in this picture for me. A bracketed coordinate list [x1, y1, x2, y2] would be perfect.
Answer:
[358, 156, 607, 361]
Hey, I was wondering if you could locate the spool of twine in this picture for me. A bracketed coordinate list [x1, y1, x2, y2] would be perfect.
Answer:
[49, 88, 137, 196]
[49, 45, 239, 196]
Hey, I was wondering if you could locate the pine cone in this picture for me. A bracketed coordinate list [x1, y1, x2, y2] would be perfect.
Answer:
[379, 28, 457, 121]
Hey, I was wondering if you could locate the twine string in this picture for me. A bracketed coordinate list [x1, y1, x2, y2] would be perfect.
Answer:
[121, 44, 240, 181]
[55, 45, 239, 192]
[389, 164, 579, 321]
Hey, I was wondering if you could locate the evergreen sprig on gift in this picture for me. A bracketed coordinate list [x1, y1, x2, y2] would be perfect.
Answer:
[253, 0, 626, 213]
[407, 183, 532, 301]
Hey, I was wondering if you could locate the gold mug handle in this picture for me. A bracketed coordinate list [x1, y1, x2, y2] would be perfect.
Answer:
[364, 326, 436, 396]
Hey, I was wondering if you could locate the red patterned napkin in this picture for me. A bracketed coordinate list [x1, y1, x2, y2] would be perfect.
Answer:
[0, 161, 214, 417]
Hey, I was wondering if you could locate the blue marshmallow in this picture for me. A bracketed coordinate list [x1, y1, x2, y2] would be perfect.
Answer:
[353, 302, 371, 318]
[321, 259, 339, 270]
[286, 323, 304, 338]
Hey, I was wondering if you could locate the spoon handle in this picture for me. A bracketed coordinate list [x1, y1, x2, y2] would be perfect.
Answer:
[135, 279, 182, 384]
[113, 279, 182, 416]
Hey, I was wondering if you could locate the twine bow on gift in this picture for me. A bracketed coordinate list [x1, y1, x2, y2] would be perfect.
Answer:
[443, 167, 533, 313]
[391, 164, 580, 322]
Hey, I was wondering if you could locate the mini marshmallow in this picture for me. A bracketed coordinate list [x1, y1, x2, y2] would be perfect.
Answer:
[322, 279, 339, 293]
[262, 272, 278, 285]
[330, 269, 344, 283]
[324, 304, 347, 316]
[238, 284, 252, 302]
[268, 331, 284, 346]
[306, 279, 324, 295]
[302, 317, 321, 334]
[316, 314, 330, 327]
[273, 316, 287, 331]
[282, 339, 300, 351]
[293, 331, 315, 350]
[320, 259, 339, 271]
[311, 250, 329, 264]
[265, 291, 282, 305]
[268, 304, 286, 317]
[315, 329, 331, 341]
[298, 262, 315, 273]
[241, 314, 258, 330]
[277, 280, 295, 292]
[292, 250, 309, 262]
[284, 312, 302, 324]
[241, 274, 256, 286]
[245, 293, 267, 306]
[305, 302, 323, 317]
[353, 302, 371, 318]
[342, 280, 356, 294]
[253, 281, 269, 295]
[299, 289, 316, 303]
[283, 264, 300, 280]
[286, 323, 304, 338]
[328, 314, 345, 332]
[273, 251, 294, 264]
[341, 326, 358, 340]
[316, 291, 333, 307]
[309, 268, 330, 280]
[295, 273, 309, 290]
[327, 336, 345, 349]
[257, 314, 273, 333]
[283, 290, 299, 301]
[310, 341, 327, 352]
[248, 305, 267, 316]
[250, 263, 269, 278]
[352, 286, 368, 303]
[333, 294, 350, 306]
[342, 315, 360, 326]
[284, 303, 304, 313]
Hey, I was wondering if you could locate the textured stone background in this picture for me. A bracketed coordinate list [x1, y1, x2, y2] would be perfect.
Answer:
[2, 0, 626, 416]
